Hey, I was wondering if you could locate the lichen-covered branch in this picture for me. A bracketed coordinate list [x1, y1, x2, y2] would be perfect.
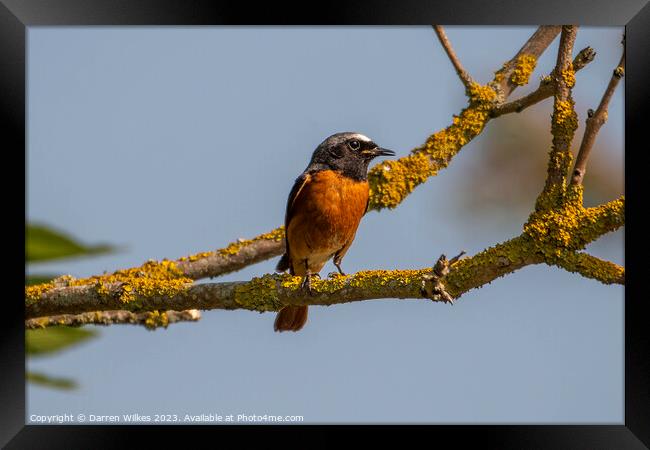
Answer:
[175, 227, 285, 280]
[25, 309, 201, 330]
[433, 25, 474, 91]
[491, 26, 562, 100]
[491, 47, 596, 118]
[571, 40, 625, 186]
[25, 199, 624, 323]
[443, 235, 543, 295]
[368, 26, 562, 211]
[552, 252, 624, 285]
[544, 25, 579, 191]
[584, 196, 626, 241]
[25, 242, 537, 318]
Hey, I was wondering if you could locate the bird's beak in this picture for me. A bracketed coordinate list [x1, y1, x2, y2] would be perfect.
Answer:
[368, 147, 396, 158]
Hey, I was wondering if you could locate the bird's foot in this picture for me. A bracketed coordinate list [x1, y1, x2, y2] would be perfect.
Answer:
[327, 271, 346, 279]
[421, 251, 466, 305]
[301, 272, 320, 295]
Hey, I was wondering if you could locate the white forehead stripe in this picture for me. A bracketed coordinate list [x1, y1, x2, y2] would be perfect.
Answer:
[350, 133, 371, 142]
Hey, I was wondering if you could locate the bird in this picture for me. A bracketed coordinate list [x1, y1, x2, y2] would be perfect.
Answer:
[274, 132, 395, 332]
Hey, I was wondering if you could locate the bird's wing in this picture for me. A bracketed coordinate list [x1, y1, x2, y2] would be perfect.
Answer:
[277, 172, 312, 273]
[285, 172, 311, 227]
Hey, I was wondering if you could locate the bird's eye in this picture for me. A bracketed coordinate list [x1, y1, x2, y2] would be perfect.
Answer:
[348, 140, 360, 150]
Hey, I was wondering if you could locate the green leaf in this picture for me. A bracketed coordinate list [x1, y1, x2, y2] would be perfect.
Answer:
[26, 223, 114, 262]
[27, 371, 77, 390]
[26, 326, 98, 357]
[26, 275, 59, 286]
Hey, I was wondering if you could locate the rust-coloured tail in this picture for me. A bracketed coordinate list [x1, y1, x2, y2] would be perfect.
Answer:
[274, 305, 308, 332]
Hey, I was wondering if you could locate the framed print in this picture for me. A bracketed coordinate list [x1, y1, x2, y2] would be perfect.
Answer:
[5, 0, 648, 447]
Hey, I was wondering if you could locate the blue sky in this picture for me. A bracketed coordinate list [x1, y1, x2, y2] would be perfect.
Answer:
[26, 26, 624, 423]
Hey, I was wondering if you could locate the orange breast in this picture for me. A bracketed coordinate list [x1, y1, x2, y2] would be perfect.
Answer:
[287, 170, 369, 274]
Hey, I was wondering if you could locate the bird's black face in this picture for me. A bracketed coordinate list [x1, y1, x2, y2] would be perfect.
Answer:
[308, 132, 396, 181]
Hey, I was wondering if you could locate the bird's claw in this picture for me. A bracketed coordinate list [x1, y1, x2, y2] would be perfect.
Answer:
[301, 273, 320, 295]
[327, 271, 345, 279]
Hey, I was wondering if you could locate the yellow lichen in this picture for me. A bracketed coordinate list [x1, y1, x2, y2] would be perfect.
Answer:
[27, 227, 287, 308]
[554, 252, 624, 285]
[553, 98, 578, 135]
[179, 227, 286, 263]
[26, 282, 56, 306]
[467, 82, 498, 104]
[560, 63, 576, 88]
[186, 251, 213, 262]
[510, 54, 537, 86]
[546, 97, 578, 181]
[368, 153, 436, 211]
[26, 259, 193, 307]
[233, 269, 436, 311]
[144, 310, 169, 330]
[445, 236, 534, 295]
[95, 280, 110, 296]
[345, 269, 430, 296]
[368, 83, 496, 211]
[524, 186, 625, 262]
[232, 273, 285, 312]
[217, 227, 285, 257]
[493, 62, 509, 84]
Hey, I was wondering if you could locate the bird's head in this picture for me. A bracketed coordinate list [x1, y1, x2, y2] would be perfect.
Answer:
[308, 132, 395, 180]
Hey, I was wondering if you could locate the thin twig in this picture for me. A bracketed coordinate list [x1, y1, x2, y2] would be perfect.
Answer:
[571, 39, 625, 186]
[25, 309, 201, 329]
[433, 25, 474, 91]
[175, 228, 285, 280]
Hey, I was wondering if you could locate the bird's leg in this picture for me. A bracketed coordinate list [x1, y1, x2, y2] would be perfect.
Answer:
[301, 272, 312, 292]
[300, 260, 315, 294]
[333, 254, 346, 277]
[421, 251, 466, 305]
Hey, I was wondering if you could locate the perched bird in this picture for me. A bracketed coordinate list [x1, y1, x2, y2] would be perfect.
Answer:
[274, 132, 395, 332]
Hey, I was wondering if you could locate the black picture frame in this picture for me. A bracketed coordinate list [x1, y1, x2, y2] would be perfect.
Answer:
[5, 1, 648, 448]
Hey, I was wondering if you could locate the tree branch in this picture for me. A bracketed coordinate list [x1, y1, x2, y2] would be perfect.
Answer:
[583, 196, 626, 242]
[433, 25, 474, 91]
[542, 25, 579, 191]
[25, 309, 201, 330]
[175, 227, 285, 280]
[492, 26, 563, 100]
[571, 38, 625, 186]
[552, 252, 624, 285]
[368, 26, 562, 211]
[491, 47, 596, 118]
[25, 238, 539, 319]
[25, 202, 623, 322]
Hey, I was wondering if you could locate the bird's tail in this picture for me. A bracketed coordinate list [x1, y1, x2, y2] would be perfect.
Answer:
[274, 305, 308, 332]
[274, 252, 308, 331]
[276, 252, 291, 273]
